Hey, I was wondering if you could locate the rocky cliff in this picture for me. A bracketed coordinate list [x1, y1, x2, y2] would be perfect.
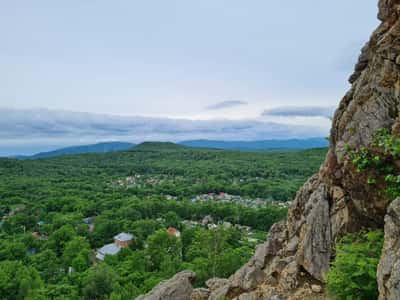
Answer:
[137, 1, 400, 299]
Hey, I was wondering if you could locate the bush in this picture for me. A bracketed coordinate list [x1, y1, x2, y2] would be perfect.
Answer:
[347, 129, 400, 199]
[327, 230, 384, 300]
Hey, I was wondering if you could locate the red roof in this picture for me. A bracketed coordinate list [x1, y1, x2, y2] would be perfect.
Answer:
[167, 227, 178, 235]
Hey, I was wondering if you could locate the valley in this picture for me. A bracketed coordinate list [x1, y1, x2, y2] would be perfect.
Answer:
[0, 143, 326, 299]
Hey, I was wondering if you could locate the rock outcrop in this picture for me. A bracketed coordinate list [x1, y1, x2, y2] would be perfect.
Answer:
[137, 1, 400, 299]
[136, 271, 196, 300]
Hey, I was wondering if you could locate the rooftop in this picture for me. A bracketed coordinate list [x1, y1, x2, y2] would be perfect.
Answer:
[167, 227, 181, 237]
[114, 232, 134, 242]
[96, 243, 121, 260]
[82, 217, 93, 224]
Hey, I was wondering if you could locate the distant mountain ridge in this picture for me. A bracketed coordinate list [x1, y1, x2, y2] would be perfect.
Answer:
[16, 142, 136, 159]
[179, 138, 328, 151]
[13, 138, 328, 159]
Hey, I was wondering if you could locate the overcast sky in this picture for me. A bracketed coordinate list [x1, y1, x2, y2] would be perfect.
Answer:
[0, 1, 379, 155]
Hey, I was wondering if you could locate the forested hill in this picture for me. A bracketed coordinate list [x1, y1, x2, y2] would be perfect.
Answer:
[2, 144, 327, 201]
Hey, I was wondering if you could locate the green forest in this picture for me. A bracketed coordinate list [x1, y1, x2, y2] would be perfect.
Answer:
[0, 143, 326, 299]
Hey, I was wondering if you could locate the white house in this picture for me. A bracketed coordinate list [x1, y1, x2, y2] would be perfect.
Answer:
[95, 232, 134, 261]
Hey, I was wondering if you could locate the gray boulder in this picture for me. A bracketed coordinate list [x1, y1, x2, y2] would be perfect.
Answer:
[136, 271, 196, 300]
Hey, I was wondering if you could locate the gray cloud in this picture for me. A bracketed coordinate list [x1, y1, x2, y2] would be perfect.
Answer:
[0, 108, 330, 155]
[205, 100, 248, 110]
[262, 106, 336, 119]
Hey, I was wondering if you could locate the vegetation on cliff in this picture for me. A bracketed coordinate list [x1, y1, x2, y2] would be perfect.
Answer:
[327, 230, 384, 300]
[347, 129, 400, 199]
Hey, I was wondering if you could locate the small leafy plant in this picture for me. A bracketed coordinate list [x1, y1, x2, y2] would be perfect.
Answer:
[346, 129, 400, 198]
[327, 230, 384, 300]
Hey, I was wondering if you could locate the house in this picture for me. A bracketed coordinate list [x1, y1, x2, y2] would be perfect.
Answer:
[7, 205, 26, 217]
[96, 232, 134, 261]
[167, 227, 181, 237]
[182, 220, 199, 228]
[208, 223, 218, 230]
[114, 232, 134, 247]
[235, 225, 252, 233]
[27, 248, 37, 255]
[31, 231, 48, 240]
[83, 217, 93, 225]
[95, 243, 121, 261]
[83, 217, 95, 232]
[202, 215, 214, 225]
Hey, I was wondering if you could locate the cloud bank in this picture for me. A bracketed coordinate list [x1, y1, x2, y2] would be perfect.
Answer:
[0, 107, 330, 156]
[262, 106, 336, 119]
[205, 100, 248, 110]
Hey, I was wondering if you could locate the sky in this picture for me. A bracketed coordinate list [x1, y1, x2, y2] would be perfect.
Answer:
[0, 1, 379, 155]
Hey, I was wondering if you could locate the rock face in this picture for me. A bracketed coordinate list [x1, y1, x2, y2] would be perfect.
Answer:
[136, 271, 196, 300]
[190, 288, 210, 300]
[378, 198, 400, 300]
[138, 1, 400, 299]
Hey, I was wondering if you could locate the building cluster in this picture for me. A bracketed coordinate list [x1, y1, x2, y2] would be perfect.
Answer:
[191, 192, 266, 208]
[0, 205, 30, 231]
[191, 192, 292, 208]
[113, 175, 142, 188]
[182, 215, 252, 233]
[0, 204, 26, 228]
[112, 174, 182, 189]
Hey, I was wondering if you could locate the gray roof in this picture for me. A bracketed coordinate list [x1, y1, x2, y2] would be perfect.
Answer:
[82, 217, 93, 224]
[96, 243, 121, 260]
[114, 232, 133, 242]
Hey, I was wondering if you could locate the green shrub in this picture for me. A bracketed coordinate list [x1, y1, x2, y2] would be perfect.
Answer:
[327, 230, 384, 300]
[347, 129, 400, 199]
